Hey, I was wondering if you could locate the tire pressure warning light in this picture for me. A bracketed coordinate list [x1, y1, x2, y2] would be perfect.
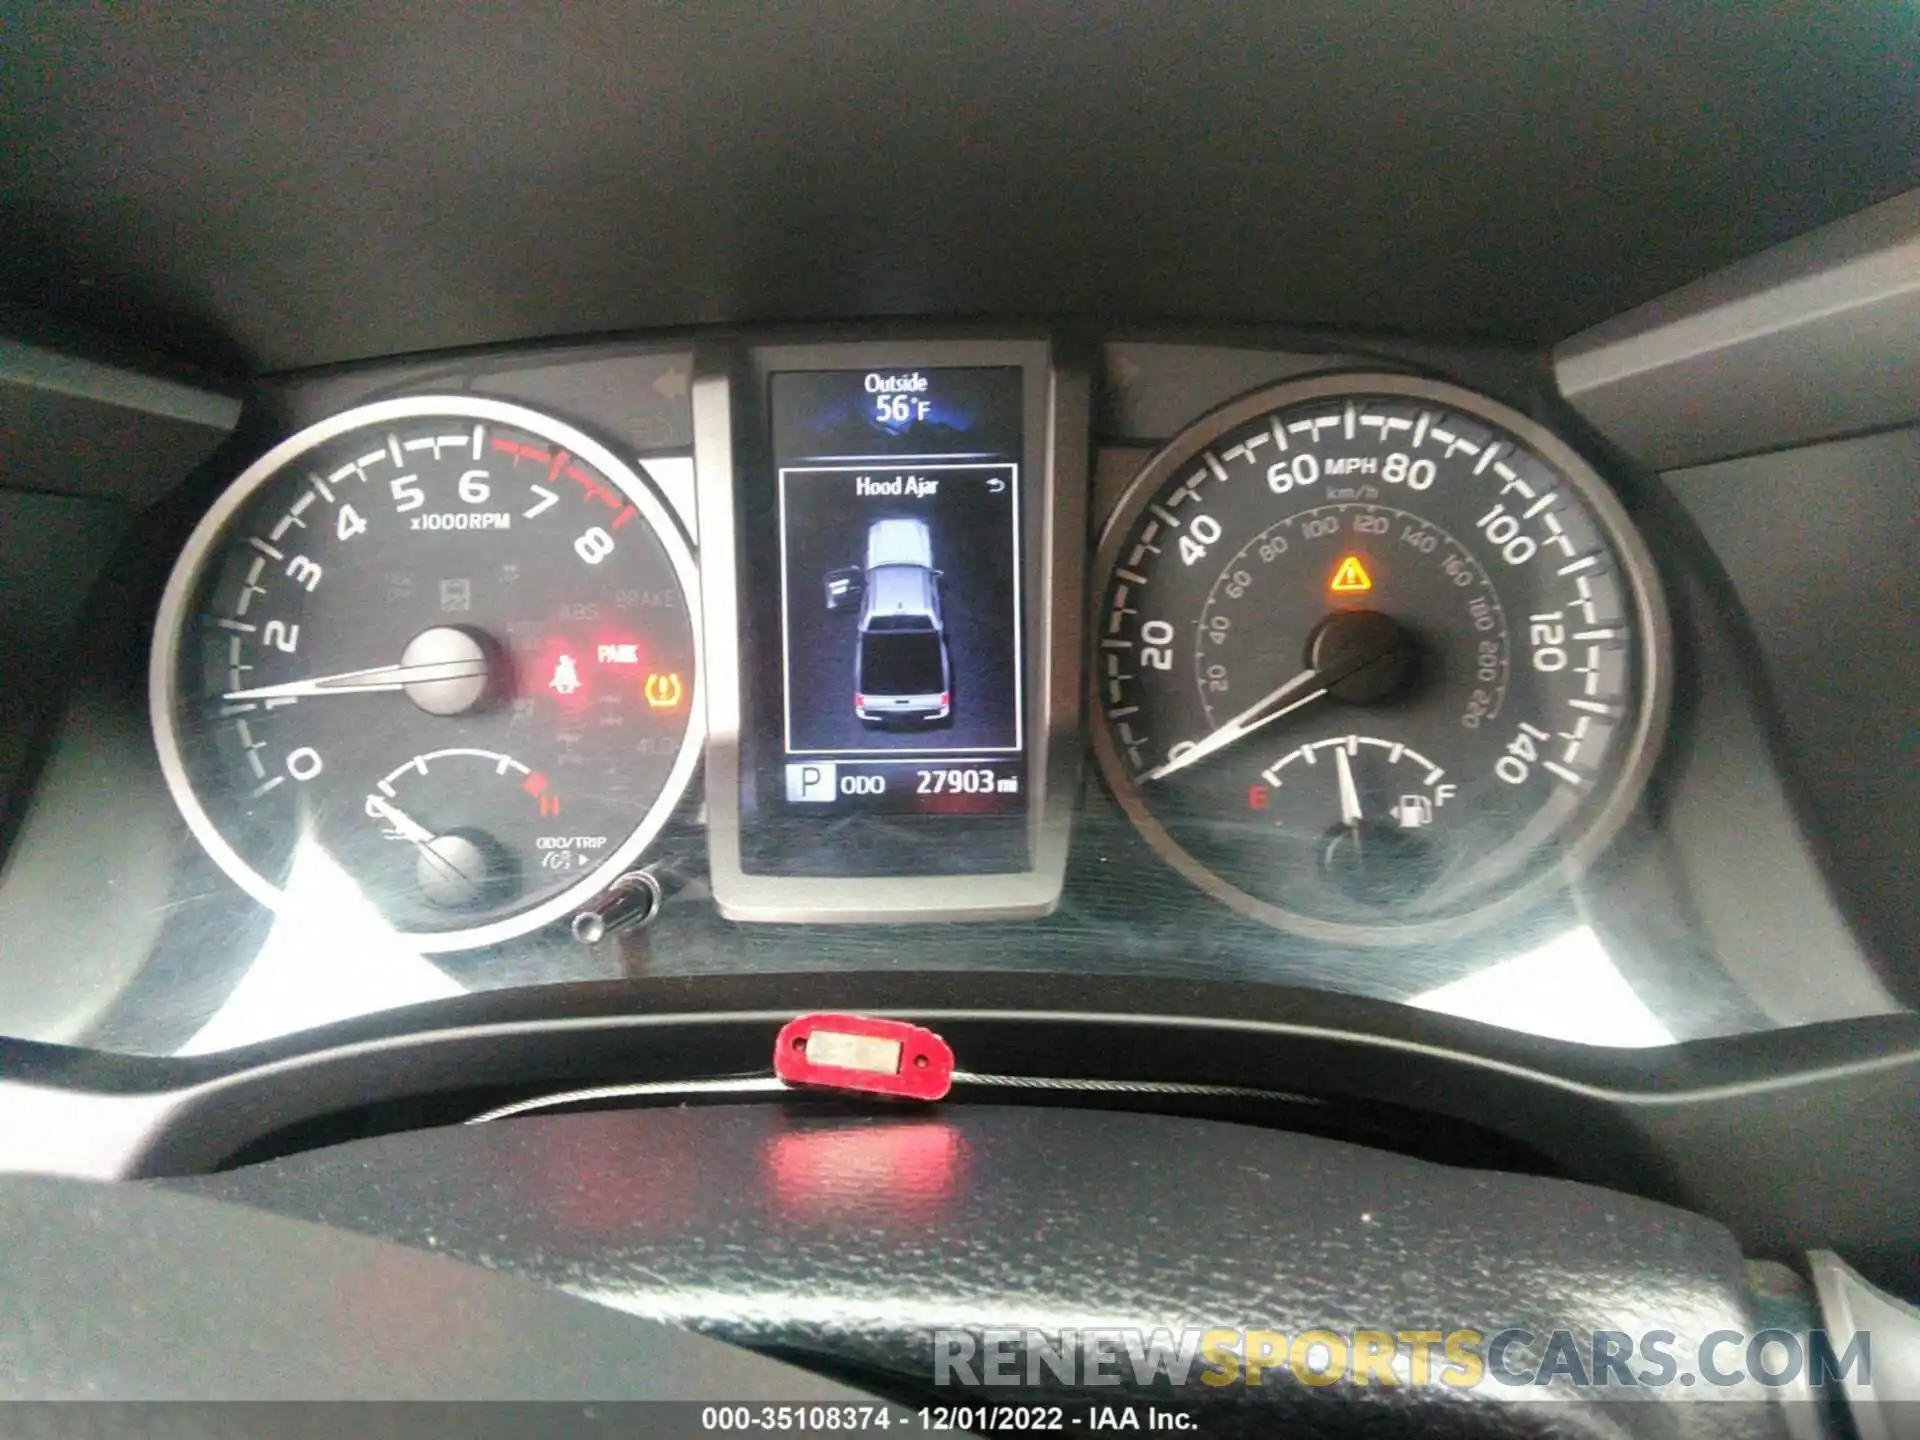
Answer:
[774, 1014, 955, 1101]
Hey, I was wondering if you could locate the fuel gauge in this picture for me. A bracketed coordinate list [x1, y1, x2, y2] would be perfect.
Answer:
[1250, 736, 1457, 910]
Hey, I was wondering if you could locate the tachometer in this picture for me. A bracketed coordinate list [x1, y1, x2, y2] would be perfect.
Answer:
[1091, 374, 1668, 944]
[151, 396, 702, 952]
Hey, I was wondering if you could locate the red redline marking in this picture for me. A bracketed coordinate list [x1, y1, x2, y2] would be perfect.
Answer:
[491, 438, 550, 465]
[487, 439, 623, 509]
[611, 505, 637, 530]
[566, 464, 622, 510]
[522, 772, 549, 797]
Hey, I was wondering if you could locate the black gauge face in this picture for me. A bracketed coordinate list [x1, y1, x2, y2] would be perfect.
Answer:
[1091, 374, 1668, 944]
[152, 397, 702, 952]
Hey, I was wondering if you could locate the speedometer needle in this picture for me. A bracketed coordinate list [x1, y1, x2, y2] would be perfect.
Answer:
[222, 656, 489, 702]
[1141, 668, 1330, 781]
[1140, 610, 1411, 783]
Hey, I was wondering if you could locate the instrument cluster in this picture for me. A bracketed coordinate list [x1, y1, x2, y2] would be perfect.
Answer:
[148, 338, 1667, 957]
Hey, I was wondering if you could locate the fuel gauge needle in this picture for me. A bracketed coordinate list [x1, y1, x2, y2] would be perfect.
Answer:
[1334, 741, 1365, 827]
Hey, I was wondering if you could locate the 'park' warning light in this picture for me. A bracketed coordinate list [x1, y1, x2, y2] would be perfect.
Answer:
[1330, 554, 1374, 594]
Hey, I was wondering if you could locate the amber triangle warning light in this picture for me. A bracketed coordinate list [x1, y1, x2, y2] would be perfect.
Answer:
[1330, 554, 1373, 594]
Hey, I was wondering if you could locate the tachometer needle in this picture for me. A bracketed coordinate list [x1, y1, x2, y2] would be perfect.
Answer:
[222, 656, 489, 702]
[1334, 741, 1364, 827]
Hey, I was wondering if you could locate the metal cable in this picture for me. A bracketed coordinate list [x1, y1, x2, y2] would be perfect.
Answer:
[468, 1072, 1320, 1124]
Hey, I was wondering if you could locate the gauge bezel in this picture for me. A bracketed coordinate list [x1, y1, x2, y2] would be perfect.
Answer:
[1089, 371, 1672, 946]
[149, 394, 706, 954]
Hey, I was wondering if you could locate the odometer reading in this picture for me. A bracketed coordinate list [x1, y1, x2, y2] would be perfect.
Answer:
[151, 397, 703, 952]
[1091, 374, 1667, 944]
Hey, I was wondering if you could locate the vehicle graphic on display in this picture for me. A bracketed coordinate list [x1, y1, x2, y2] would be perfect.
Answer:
[825, 518, 952, 726]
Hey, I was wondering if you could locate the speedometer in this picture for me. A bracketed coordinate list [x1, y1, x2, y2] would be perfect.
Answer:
[151, 396, 702, 952]
[1091, 374, 1668, 944]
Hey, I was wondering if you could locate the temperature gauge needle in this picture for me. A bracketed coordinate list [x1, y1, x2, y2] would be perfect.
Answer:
[365, 794, 436, 846]
[366, 794, 492, 909]
[1334, 742, 1364, 827]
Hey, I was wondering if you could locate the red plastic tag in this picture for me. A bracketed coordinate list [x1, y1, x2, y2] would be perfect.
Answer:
[773, 1014, 955, 1101]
